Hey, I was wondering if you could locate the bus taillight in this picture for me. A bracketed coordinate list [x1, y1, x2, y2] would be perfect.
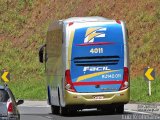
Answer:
[120, 67, 129, 90]
[65, 70, 76, 92]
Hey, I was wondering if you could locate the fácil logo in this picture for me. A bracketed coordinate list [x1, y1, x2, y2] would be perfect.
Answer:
[84, 27, 106, 43]
[76, 27, 114, 46]
[83, 66, 111, 72]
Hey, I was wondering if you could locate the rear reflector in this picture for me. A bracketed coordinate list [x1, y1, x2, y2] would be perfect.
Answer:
[69, 22, 74, 26]
[8, 102, 13, 113]
[119, 67, 129, 90]
[65, 70, 76, 92]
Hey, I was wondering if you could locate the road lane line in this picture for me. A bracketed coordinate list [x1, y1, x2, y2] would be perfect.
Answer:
[125, 110, 152, 115]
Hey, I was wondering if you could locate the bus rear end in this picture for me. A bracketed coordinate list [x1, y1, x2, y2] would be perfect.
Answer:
[65, 20, 129, 113]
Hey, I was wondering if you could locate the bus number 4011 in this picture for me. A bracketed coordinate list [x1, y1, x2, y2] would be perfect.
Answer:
[90, 48, 103, 54]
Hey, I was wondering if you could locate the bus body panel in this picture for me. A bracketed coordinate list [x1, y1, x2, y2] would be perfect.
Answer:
[45, 21, 63, 105]
[67, 22, 125, 93]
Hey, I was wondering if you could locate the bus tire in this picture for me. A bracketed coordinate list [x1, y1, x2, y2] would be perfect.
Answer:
[107, 106, 115, 114]
[51, 105, 59, 115]
[116, 104, 124, 114]
[59, 106, 69, 116]
[47, 86, 51, 105]
[100, 105, 115, 115]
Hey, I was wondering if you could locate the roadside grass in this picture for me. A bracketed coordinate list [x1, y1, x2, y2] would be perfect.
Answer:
[8, 76, 46, 100]
[0, 0, 36, 37]
[0, 0, 50, 100]
[0, 39, 46, 100]
[130, 76, 160, 102]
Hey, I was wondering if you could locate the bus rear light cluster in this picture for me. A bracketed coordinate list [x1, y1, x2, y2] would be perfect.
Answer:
[65, 83, 71, 90]
[65, 70, 76, 92]
[120, 67, 129, 90]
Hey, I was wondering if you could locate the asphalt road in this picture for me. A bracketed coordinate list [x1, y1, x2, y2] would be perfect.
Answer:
[18, 101, 160, 120]
[19, 106, 130, 120]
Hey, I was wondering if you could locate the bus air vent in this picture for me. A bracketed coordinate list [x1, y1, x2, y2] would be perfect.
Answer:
[73, 56, 120, 66]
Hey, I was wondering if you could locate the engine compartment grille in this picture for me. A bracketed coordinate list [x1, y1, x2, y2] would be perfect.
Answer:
[73, 56, 120, 66]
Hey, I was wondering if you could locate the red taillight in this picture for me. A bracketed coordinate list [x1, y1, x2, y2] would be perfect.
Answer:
[120, 67, 129, 90]
[8, 102, 13, 113]
[69, 22, 74, 26]
[65, 70, 76, 92]
[116, 20, 121, 24]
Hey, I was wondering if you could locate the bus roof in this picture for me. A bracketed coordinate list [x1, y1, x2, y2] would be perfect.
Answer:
[63, 16, 113, 23]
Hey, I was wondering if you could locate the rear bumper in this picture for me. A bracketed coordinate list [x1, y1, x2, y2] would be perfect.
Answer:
[64, 88, 129, 106]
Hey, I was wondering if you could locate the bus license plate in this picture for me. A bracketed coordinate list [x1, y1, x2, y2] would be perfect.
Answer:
[93, 95, 104, 100]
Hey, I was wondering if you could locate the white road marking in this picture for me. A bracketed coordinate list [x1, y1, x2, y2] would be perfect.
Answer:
[125, 110, 152, 115]
[45, 116, 53, 119]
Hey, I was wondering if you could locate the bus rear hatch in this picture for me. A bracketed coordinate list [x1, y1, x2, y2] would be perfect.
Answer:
[67, 22, 128, 93]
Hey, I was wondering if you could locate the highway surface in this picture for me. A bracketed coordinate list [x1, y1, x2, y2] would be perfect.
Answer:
[18, 101, 160, 120]
[19, 107, 129, 120]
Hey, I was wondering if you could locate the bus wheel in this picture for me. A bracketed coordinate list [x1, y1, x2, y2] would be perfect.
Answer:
[59, 106, 68, 116]
[100, 105, 115, 115]
[51, 105, 59, 115]
[115, 104, 124, 114]
[68, 107, 77, 115]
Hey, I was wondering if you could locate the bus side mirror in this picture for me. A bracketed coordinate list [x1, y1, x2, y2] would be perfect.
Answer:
[39, 44, 46, 63]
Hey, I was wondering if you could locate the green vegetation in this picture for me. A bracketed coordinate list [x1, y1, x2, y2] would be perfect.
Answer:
[0, 0, 160, 101]
[0, 39, 46, 100]
[130, 76, 160, 102]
